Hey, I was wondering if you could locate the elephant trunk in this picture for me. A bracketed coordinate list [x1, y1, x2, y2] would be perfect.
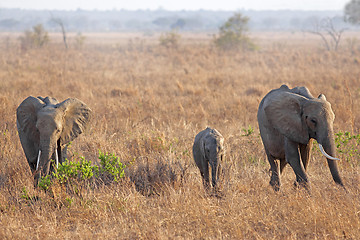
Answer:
[211, 156, 220, 188]
[320, 137, 344, 187]
[34, 140, 57, 185]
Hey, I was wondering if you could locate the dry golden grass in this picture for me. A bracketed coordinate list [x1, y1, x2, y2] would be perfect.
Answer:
[0, 32, 359, 239]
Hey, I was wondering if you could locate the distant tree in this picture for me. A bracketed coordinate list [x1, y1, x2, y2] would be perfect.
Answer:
[153, 17, 173, 28]
[159, 30, 180, 49]
[214, 12, 257, 51]
[50, 13, 68, 49]
[0, 19, 19, 29]
[344, 0, 360, 24]
[308, 17, 346, 51]
[19, 24, 49, 50]
[290, 17, 301, 29]
[74, 32, 86, 49]
[171, 19, 186, 30]
[262, 17, 279, 30]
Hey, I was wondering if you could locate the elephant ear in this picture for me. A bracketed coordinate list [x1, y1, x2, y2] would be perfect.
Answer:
[264, 92, 309, 144]
[16, 96, 45, 143]
[57, 98, 92, 145]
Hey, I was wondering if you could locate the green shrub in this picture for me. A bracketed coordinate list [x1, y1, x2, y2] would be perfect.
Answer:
[242, 125, 254, 136]
[53, 157, 99, 184]
[37, 151, 126, 194]
[99, 151, 126, 182]
[335, 131, 360, 166]
[159, 31, 180, 49]
[214, 12, 257, 51]
[19, 24, 49, 50]
[38, 175, 53, 191]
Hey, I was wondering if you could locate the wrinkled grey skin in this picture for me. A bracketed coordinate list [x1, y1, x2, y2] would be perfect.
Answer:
[257, 85, 344, 191]
[193, 127, 225, 190]
[17, 96, 91, 186]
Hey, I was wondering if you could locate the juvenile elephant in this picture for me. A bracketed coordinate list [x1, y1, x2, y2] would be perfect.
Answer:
[257, 85, 344, 191]
[17, 96, 92, 185]
[193, 127, 224, 190]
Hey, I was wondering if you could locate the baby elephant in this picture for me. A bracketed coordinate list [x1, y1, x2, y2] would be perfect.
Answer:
[193, 127, 225, 190]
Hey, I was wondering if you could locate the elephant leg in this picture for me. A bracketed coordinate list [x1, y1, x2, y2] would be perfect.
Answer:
[195, 156, 210, 190]
[280, 158, 287, 174]
[266, 151, 281, 191]
[285, 139, 309, 190]
[299, 139, 313, 171]
[61, 145, 68, 164]
[210, 161, 219, 189]
[216, 162, 222, 188]
[201, 162, 210, 190]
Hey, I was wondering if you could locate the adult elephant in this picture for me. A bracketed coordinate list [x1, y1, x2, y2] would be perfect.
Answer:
[17, 96, 92, 185]
[257, 85, 344, 191]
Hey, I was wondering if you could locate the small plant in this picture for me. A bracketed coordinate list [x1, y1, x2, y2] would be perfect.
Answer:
[65, 197, 73, 207]
[20, 187, 39, 203]
[214, 12, 257, 51]
[159, 31, 180, 49]
[19, 24, 49, 50]
[99, 151, 126, 182]
[38, 175, 53, 191]
[242, 125, 254, 136]
[20, 187, 31, 200]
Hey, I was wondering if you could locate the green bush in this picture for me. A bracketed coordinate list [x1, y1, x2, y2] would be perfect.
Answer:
[214, 12, 257, 51]
[19, 24, 49, 50]
[53, 157, 99, 184]
[98, 151, 126, 182]
[335, 131, 360, 166]
[159, 31, 180, 49]
[38, 175, 53, 191]
[37, 151, 126, 194]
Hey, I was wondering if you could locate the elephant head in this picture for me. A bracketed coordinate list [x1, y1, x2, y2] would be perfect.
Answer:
[264, 90, 344, 187]
[16, 96, 92, 185]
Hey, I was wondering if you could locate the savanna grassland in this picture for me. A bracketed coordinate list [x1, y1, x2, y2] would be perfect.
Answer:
[0, 31, 360, 239]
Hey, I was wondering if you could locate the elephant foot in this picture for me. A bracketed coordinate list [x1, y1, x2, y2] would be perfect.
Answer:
[270, 177, 280, 191]
[293, 181, 311, 194]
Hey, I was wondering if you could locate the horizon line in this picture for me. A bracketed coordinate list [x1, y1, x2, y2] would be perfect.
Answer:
[0, 7, 344, 12]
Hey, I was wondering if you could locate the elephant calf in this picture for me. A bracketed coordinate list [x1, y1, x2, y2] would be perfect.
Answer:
[193, 127, 225, 190]
[257, 84, 344, 191]
[17, 96, 92, 186]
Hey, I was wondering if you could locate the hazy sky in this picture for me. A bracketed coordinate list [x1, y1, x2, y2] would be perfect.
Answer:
[0, 0, 349, 11]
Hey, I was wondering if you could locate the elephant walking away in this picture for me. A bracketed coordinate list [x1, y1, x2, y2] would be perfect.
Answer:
[193, 127, 225, 190]
[17, 96, 92, 185]
[257, 85, 345, 191]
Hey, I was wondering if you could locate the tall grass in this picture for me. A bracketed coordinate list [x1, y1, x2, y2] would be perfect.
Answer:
[0, 32, 359, 239]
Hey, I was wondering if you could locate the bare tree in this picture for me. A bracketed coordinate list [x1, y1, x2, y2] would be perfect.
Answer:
[50, 13, 68, 49]
[308, 17, 346, 51]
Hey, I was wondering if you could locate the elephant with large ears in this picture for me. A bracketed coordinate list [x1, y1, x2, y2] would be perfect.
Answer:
[257, 85, 345, 191]
[17, 96, 92, 186]
[193, 127, 225, 191]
